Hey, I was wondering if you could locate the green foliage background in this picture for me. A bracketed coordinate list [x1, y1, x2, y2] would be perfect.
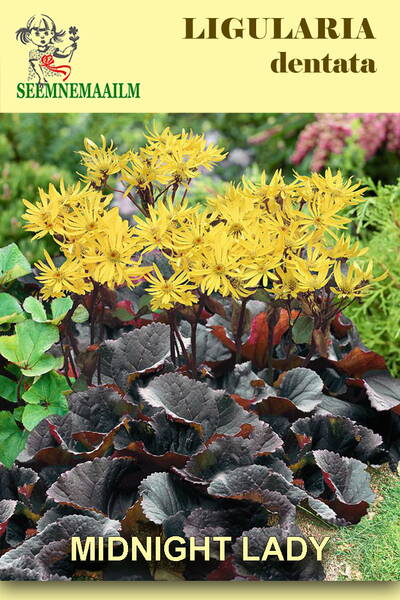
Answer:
[1, 112, 400, 373]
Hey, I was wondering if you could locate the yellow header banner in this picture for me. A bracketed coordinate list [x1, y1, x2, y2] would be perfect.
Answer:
[0, 0, 398, 112]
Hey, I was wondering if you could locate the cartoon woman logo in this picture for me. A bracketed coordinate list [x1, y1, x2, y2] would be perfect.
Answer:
[16, 14, 79, 83]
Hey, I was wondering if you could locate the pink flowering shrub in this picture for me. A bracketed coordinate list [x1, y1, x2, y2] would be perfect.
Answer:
[291, 113, 400, 171]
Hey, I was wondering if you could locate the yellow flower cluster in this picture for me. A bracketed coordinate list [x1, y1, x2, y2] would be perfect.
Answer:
[22, 128, 384, 311]
[134, 169, 385, 310]
[22, 128, 225, 301]
[79, 128, 226, 190]
[22, 181, 148, 299]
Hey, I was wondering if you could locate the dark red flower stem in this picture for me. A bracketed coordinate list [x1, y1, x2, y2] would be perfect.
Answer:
[190, 295, 205, 379]
[168, 311, 177, 366]
[97, 303, 105, 384]
[89, 283, 99, 346]
[235, 298, 248, 362]
[60, 335, 73, 388]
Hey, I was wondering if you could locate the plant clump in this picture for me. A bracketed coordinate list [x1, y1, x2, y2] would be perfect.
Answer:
[0, 127, 398, 582]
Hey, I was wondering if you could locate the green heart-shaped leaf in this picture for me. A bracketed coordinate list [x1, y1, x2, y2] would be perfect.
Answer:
[0, 292, 25, 325]
[0, 374, 18, 403]
[23, 370, 70, 405]
[71, 304, 89, 323]
[23, 296, 48, 322]
[0, 243, 31, 285]
[21, 371, 69, 430]
[292, 315, 314, 344]
[0, 411, 28, 468]
[51, 297, 73, 324]
[0, 320, 60, 376]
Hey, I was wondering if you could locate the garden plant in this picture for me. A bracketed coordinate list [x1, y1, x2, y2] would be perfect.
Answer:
[345, 177, 400, 377]
[0, 127, 399, 581]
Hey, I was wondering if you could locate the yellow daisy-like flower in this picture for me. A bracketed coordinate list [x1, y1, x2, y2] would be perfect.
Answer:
[270, 266, 301, 299]
[189, 233, 246, 298]
[290, 245, 333, 273]
[325, 234, 368, 260]
[57, 179, 92, 208]
[172, 211, 212, 252]
[133, 205, 172, 252]
[143, 127, 227, 183]
[293, 194, 351, 239]
[243, 169, 298, 204]
[22, 187, 66, 240]
[63, 191, 113, 241]
[306, 168, 368, 205]
[212, 200, 260, 239]
[84, 228, 149, 288]
[78, 135, 125, 186]
[240, 234, 282, 288]
[263, 210, 312, 251]
[208, 182, 257, 213]
[331, 261, 387, 299]
[291, 263, 332, 293]
[144, 264, 197, 310]
[35, 251, 92, 299]
[121, 150, 170, 193]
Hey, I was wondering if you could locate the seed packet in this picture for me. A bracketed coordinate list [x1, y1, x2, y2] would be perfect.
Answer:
[0, 0, 399, 588]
